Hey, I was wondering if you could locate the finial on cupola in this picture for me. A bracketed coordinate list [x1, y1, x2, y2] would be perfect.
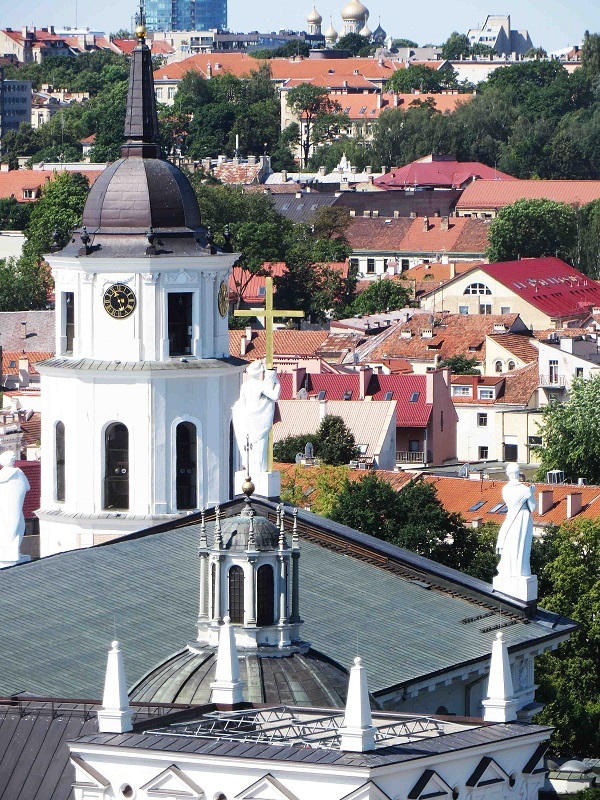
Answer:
[97, 640, 133, 734]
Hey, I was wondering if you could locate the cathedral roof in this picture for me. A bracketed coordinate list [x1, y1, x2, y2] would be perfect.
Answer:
[130, 646, 352, 706]
[307, 6, 323, 24]
[341, 0, 368, 21]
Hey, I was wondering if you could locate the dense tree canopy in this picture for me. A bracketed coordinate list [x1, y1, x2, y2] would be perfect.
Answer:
[273, 415, 357, 466]
[334, 33, 373, 57]
[438, 355, 480, 374]
[286, 84, 346, 166]
[486, 199, 578, 262]
[534, 375, 600, 485]
[350, 278, 410, 315]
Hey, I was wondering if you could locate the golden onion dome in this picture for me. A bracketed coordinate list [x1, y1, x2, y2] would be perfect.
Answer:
[307, 6, 323, 24]
[341, 0, 368, 21]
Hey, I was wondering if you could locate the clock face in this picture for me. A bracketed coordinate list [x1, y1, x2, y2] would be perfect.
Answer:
[103, 283, 136, 319]
[218, 280, 229, 317]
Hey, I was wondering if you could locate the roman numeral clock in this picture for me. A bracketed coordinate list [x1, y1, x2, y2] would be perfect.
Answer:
[103, 283, 137, 319]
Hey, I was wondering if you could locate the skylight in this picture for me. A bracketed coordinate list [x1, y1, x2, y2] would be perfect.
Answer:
[410, 391, 420, 402]
[343, 390, 352, 400]
[384, 391, 393, 400]
[317, 390, 326, 400]
[468, 500, 485, 511]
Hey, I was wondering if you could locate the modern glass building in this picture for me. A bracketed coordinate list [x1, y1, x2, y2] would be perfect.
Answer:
[146, 0, 227, 31]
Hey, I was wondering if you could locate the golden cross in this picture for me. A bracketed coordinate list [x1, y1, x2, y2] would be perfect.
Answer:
[233, 277, 304, 371]
[234, 276, 304, 471]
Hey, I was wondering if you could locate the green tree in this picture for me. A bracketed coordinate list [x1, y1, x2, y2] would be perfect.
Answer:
[309, 206, 351, 240]
[22, 171, 90, 261]
[486, 198, 577, 262]
[438, 355, 480, 374]
[350, 278, 410, 315]
[286, 84, 342, 166]
[573, 198, 600, 277]
[0, 257, 52, 311]
[441, 31, 471, 60]
[386, 64, 446, 93]
[524, 47, 548, 58]
[0, 198, 32, 231]
[391, 38, 419, 49]
[534, 518, 600, 756]
[330, 471, 402, 539]
[316, 415, 358, 466]
[534, 374, 600, 484]
[581, 30, 600, 80]
[334, 33, 373, 56]
[274, 434, 317, 463]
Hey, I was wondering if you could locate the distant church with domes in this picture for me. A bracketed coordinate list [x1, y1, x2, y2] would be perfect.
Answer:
[306, 0, 387, 46]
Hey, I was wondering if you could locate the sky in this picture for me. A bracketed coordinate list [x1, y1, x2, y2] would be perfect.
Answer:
[0, 0, 596, 53]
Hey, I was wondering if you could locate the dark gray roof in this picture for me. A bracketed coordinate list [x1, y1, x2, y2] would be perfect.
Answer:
[333, 189, 462, 218]
[36, 356, 246, 372]
[75, 721, 550, 769]
[0, 498, 576, 700]
[0, 311, 55, 352]
[271, 193, 337, 223]
[130, 647, 350, 707]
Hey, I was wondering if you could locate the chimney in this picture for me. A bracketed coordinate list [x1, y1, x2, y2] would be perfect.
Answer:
[423, 216, 429, 232]
[206, 61, 212, 77]
[245, 325, 253, 341]
[393, 210, 400, 218]
[482, 632, 519, 723]
[566, 492, 582, 519]
[440, 216, 449, 231]
[319, 399, 328, 421]
[210, 617, 245, 706]
[292, 366, 306, 398]
[471, 374, 479, 397]
[538, 489, 554, 515]
[409, 211, 417, 219]
[240, 336, 247, 356]
[247, 155, 256, 165]
[281, 170, 288, 182]
[471, 516, 483, 529]
[97, 641, 133, 734]
[18, 357, 30, 388]
[318, 165, 327, 176]
[450, 261, 456, 278]
[338, 657, 376, 752]
[426, 370, 434, 403]
[359, 365, 372, 399]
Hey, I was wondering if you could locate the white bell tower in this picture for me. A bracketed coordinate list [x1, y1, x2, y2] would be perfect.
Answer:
[36, 24, 245, 555]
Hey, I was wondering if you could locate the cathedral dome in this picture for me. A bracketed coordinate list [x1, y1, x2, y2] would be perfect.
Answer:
[129, 646, 355, 707]
[325, 21, 338, 40]
[81, 157, 202, 233]
[373, 22, 386, 41]
[360, 23, 372, 37]
[307, 6, 323, 24]
[221, 508, 280, 552]
[341, 0, 368, 21]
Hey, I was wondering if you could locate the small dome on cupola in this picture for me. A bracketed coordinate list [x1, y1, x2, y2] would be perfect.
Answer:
[325, 19, 339, 42]
[307, 6, 323, 24]
[373, 20, 386, 42]
[360, 23, 372, 37]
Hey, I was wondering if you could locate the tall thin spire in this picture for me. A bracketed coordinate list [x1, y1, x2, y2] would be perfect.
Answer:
[210, 617, 245, 706]
[121, 0, 161, 159]
[482, 632, 519, 722]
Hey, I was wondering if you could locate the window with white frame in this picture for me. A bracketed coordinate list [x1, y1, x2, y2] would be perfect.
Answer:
[452, 386, 471, 396]
[479, 387, 494, 399]
[464, 283, 491, 295]
[477, 413, 488, 427]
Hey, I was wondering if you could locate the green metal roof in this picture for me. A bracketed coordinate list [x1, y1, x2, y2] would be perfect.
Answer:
[0, 500, 576, 699]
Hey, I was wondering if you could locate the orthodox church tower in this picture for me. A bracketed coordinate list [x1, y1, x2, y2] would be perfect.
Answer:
[306, 6, 323, 36]
[341, 0, 368, 35]
[36, 21, 245, 555]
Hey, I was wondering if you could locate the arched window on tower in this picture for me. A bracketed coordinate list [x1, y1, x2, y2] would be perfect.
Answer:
[55, 421, 65, 502]
[257, 564, 275, 626]
[176, 421, 197, 510]
[228, 566, 244, 624]
[104, 423, 129, 510]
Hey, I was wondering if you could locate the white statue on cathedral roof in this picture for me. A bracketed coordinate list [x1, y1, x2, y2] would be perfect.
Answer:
[232, 359, 281, 478]
[0, 451, 30, 567]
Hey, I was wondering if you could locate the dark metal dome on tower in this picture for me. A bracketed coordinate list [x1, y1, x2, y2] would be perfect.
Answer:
[129, 646, 353, 707]
[73, 22, 206, 253]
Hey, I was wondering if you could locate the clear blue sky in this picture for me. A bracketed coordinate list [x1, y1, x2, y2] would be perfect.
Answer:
[1, 0, 595, 53]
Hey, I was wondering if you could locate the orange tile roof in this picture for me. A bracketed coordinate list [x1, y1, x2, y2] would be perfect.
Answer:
[423, 474, 600, 528]
[347, 216, 489, 255]
[0, 169, 101, 202]
[214, 162, 262, 185]
[394, 92, 474, 114]
[284, 74, 378, 90]
[229, 329, 331, 359]
[405, 261, 479, 281]
[363, 312, 522, 363]
[329, 93, 388, 119]
[2, 351, 52, 376]
[449, 363, 538, 407]
[487, 332, 539, 364]
[154, 53, 406, 83]
[457, 179, 600, 210]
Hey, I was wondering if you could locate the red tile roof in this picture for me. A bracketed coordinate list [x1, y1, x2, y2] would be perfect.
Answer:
[278, 370, 433, 427]
[14, 460, 40, 520]
[394, 92, 474, 114]
[2, 351, 53, 376]
[18, 412, 41, 448]
[480, 258, 600, 320]
[486, 332, 539, 364]
[457, 179, 600, 211]
[0, 169, 101, 202]
[375, 160, 516, 190]
[213, 162, 263, 185]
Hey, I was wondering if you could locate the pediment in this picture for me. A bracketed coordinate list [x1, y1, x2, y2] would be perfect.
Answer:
[70, 755, 110, 789]
[466, 757, 510, 788]
[141, 765, 204, 797]
[339, 782, 392, 800]
[408, 769, 454, 800]
[235, 774, 299, 800]
[522, 743, 549, 775]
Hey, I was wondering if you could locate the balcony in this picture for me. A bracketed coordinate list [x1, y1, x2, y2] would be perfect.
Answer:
[538, 374, 567, 388]
[396, 451, 425, 464]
